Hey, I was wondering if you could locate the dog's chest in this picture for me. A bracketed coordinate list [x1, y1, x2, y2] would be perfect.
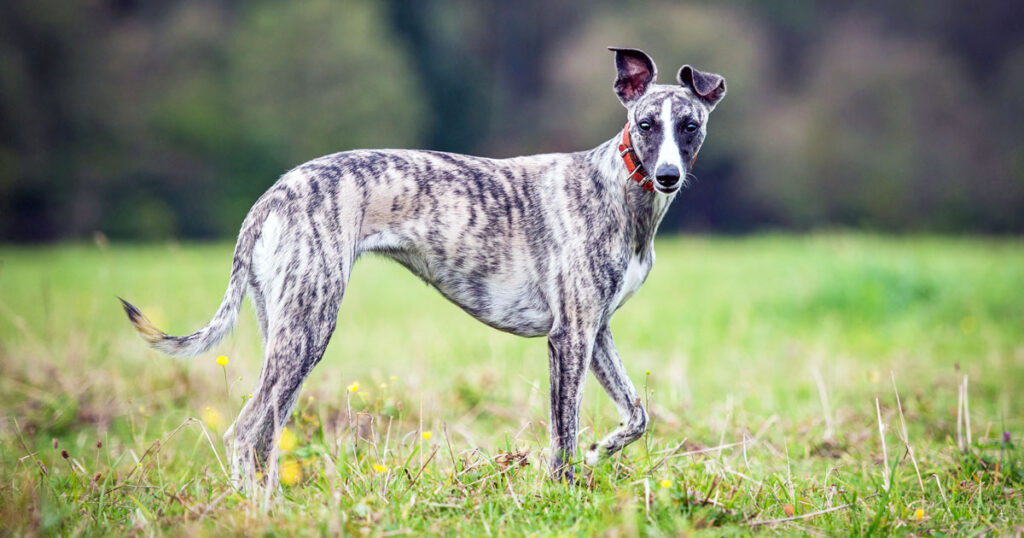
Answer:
[612, 253, 654, 311]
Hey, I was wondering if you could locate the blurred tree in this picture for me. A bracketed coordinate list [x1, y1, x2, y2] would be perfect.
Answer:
[744, 17, 1008, 231]
[382, 0, 489, 153]
[382, 0, 583, 156]
[145, 0, 428, 236]
[0, 0, 98, 240]
[989, 44, 1024, 231]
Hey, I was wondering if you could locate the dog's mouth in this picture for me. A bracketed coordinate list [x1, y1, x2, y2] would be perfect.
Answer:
[654, 184, 681, 195]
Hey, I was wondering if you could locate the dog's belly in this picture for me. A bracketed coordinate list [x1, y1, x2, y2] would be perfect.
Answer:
[376, 248, 553, 337]
[444, 277, 554, 337]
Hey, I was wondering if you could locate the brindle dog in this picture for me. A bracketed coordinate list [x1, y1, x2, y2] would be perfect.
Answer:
[121, 47, 725, 488]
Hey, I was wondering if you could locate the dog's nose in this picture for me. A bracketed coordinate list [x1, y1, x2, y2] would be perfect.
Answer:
[655, 164, 680, 187]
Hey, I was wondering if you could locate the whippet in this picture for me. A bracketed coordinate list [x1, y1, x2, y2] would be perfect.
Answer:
[121, 47, 725, 486]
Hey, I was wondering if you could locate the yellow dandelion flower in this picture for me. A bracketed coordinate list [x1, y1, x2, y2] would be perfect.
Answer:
[659, 479, 672, 488]
[372, 463, 388, 473]
[216, 355, 229, 367]
[278, 427, 297, 453]
[380, 383, 388, 389]
[279, 460, 302, 486]
[914, 508, 924, 521]
[358, 391, 368, 399]
[421, 430, 432, 440]
[645, 370, 652, 376]
[201, 406, 223, 430]
[389, 376, 397, 382]
[347, 381, 359, 393]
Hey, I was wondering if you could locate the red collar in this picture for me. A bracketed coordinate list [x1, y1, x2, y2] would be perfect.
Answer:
[618, 122, 654, 192]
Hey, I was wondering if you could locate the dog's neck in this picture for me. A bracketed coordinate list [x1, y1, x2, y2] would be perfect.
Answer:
[587, 136, 675, 260]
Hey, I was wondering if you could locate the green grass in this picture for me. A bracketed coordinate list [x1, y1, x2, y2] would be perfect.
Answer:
[1, 234, 1022, 535]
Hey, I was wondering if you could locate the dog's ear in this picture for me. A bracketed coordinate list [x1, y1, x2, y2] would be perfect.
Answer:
[609, 47, 657, 105]
[677, 65, 726, 110]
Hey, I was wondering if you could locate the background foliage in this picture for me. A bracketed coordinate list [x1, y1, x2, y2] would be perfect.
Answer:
[1, 0, 1023, 240]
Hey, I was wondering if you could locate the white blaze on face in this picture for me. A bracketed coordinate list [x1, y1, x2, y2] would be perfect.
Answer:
[655, 98, 682, 173]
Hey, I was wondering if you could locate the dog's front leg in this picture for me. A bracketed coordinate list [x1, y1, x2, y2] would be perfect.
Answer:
[584, 326, 649, 466]
[546, 325, 596, 483]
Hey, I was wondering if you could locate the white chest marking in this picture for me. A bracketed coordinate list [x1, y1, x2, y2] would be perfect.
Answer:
[613, 254, 651, 310]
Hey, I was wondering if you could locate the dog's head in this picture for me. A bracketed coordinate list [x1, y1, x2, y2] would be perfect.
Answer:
[610, 47, 726, 194]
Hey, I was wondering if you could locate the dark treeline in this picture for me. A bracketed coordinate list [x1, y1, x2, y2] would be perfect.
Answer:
[1, 0, 1022, 241]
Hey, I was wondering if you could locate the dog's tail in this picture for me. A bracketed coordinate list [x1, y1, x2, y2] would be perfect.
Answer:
[119, 195, 278, 358]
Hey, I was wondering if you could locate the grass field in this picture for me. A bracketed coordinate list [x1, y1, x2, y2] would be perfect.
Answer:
[1, 234, 1022, 535]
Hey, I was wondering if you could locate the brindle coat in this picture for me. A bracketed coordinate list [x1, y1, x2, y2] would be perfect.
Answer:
[121, 47, 725, 487]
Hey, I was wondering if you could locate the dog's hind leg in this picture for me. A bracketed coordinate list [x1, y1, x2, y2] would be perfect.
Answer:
[583, 326, 648, 466]
[227, 270, 346, 490]
[225, 212, 357, 491]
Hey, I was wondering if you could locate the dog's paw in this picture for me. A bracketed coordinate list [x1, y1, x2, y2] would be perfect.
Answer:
[584, 446, 600, 467]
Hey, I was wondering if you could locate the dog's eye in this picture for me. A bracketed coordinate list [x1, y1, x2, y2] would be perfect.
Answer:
[683, 122, 699, 133]
[638, 121, 651, 131]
